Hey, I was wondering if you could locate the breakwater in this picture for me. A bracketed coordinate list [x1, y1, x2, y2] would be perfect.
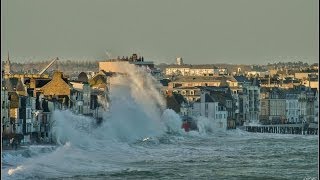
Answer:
[244, 123, 318, 135]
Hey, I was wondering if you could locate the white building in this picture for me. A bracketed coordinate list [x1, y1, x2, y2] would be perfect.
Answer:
[165, 65, 224, 76]
[285, 88, 317, 124]
[246, 71, 269, 77]
[70, 83, 92, 115]
[191, 91, 228, 130]
[214, 68, 228, 75]
[176, 57, 184, 65]
[286, 93, 300, 123]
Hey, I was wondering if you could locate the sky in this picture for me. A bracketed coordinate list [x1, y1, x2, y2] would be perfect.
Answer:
[1, 0, 318, 64]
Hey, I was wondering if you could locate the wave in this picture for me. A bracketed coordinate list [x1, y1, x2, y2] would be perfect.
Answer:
[2, 62, 185, 179]
[5, 62, 313, 179]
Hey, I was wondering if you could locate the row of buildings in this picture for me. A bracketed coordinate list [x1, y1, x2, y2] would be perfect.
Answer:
[161, 58, 318, 130]
[2, 54, 318, 140]
[165, 77, 318, 129]
[1, 68, 110, 144]
[1, 53, 160, 145]
[164, 77, 261, 130]
[164, 57, 319, 90]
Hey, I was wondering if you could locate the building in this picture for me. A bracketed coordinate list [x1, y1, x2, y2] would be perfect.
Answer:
[284, 86, 317, 124]
[266, 88, 286, 124]
[203, 86, 237, 129]
[285, 92, 300, 123]
[239, 78, 261, 124]
[314, 90, 318, 123]
[165, 64, 216, 76]
[39, 71, 72, 109]
[3, 52, 11, 75]
[168, 76, 238, 89]
[171, 87, 201, 102]
[295, 72, 318, 80]
[245, 71, 269, 77]
[176, 57, 183, 65]
[1, 69, 111, 145]
[191, 90, 228, 130]
[99, 54, 154, 73]
[1, 87, 10, 135]
[165, 64, 229, 76]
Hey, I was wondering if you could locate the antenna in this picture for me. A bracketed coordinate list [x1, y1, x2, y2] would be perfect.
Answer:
[7, 51, 10, 62]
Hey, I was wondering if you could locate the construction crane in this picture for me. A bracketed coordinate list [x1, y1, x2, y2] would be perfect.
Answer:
[38, 57, 59, 76]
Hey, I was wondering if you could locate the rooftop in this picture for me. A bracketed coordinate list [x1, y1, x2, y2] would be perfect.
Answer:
[166, 64, 218, 69]
[173, 76, 237, 82]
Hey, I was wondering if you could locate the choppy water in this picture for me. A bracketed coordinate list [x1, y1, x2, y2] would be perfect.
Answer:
[2, 130, 318, 180]
[2, 63, 318, 180]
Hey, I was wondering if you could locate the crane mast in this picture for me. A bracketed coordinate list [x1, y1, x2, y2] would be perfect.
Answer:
[38, 57, 59, 75]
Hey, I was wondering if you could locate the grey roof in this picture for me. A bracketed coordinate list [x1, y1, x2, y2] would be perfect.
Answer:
[205, 94, 215, 102]
[200, 86, 229, 92]
[33, 78, 51, 88]
[3, 78, 19, 91]
[233, 75, 249, 82]
[78, 72, 89, 83]
[194, 93, 214, 103]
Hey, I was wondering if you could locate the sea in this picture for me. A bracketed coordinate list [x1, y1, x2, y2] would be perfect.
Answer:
[2, 64, 318, 180]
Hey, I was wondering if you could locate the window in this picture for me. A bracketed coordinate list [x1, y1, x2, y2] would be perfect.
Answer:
[181, 90, 186, 95]
[26, 109, 31, 119]
[190, 90, 194, 95]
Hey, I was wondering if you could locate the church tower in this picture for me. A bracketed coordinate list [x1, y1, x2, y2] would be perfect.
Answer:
[4, 51, 11, 75]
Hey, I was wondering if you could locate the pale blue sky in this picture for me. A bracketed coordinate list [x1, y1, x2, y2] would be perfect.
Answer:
[1, 0, 318, 64]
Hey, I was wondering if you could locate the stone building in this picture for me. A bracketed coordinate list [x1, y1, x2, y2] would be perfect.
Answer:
[40, 71, 72, 108]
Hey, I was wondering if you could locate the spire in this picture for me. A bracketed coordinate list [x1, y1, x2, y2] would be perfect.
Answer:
[4, 51, 11, 75]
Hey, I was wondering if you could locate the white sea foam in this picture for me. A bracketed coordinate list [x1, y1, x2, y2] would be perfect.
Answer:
[2, 62, 186, 179]
[4, 62, 314, 179]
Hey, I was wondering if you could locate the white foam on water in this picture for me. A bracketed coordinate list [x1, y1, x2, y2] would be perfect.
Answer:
[4, 62, 315, 179]
[2, 62, 187, 179]
[161, 109, 185, 135]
